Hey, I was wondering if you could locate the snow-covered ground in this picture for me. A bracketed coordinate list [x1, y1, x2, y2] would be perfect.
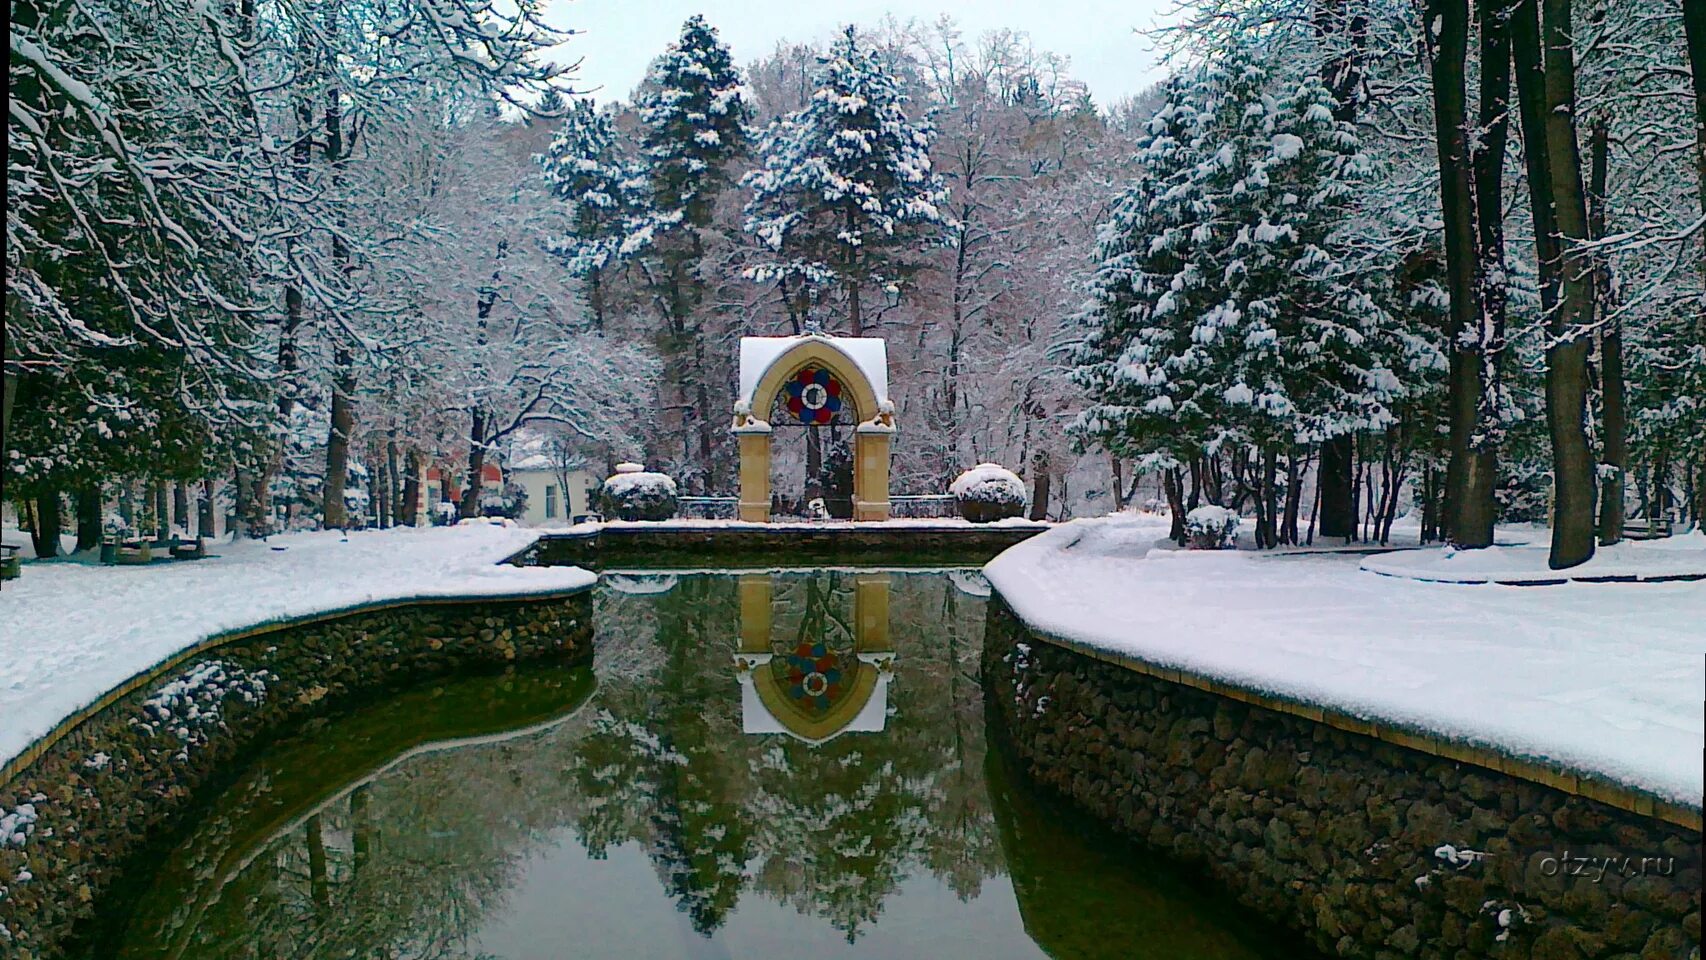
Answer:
[985, 513, 1706, 806]
[0, 523, 595, 768]
[1363, 529, 1706, 583]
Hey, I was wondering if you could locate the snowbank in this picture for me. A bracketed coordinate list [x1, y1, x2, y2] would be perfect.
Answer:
[0, 525, 595, 767]
[1361, 536, 1706, 583]
[985, 513, 1706, 806]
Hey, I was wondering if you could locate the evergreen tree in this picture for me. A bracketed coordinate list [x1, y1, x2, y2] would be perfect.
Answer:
[626, 16, 749, 491]
[539, 100, 649, 330]
[743, 27, 952, 335]
[637, 15, 749, 237]
[1070, 74, 1218, 468]
[1073, 49, 1399, 545]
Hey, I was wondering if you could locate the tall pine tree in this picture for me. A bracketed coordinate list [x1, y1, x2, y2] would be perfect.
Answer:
[539, 100, 648, 331]
[743, 27, 951, 335]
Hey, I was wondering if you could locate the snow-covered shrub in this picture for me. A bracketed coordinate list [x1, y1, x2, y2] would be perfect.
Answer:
[600, 465, 678, 521]
[1184, 505, 1240, 549]
[951, 463, 1027, 523]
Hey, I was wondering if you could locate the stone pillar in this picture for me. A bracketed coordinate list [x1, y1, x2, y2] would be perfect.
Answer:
[736, 431, 772, 522]
[853, 429, 891, 521]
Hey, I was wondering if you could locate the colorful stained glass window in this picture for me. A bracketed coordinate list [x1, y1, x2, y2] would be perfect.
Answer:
[784, 366, 845, 425]
[775, 639, 852, 718]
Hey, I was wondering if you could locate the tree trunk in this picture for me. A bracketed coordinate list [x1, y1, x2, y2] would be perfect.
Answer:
[153, 483, 169, 540]
[1588, 116, 1625, 545]
[1318, 438, 1356, 540]
[200, 478, 217, 539]
[386, 436, 402, 528]
[172, 482, 189, 533]
[459, 410, 487, 519]
[1425, 0, 1497, 548]
[1684, 0, 1706, 525]
[401, 449, 421, 526]
[322, 351, 357, 529]
[31, 493, 61, 559]
[1281, 454, 1303, 546]
[75, 487, 101, 552]
[1533, 0, 1598, 569]
[1029, 451, 1051, 522]
[1111, 456, 1126, 511]
[1164, 467, 1187, 544]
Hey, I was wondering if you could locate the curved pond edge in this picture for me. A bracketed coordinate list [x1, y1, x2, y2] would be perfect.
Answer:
[0, 587, 594, 958]
[517, 521, 1049, 569]
[981, 595, 1702, 960]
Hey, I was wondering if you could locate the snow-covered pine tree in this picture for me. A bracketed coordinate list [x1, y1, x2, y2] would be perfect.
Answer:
[539, 100, 649, 330]
[637, 15, 749, 238]
[1073, 47, 1398, 545]
[627, 16, 748, 492]
[1070, 73, 1220, 474]
[743, 27, 952, 335]
[1206, 64, 1399, 454]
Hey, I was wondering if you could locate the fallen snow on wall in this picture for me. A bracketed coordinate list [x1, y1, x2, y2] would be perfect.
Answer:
[984, 513, 1706, 806]
[0, 524, 595, 768]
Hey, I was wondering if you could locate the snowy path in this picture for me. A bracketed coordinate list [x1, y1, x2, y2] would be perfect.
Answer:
[0, 524, 595, 768]
[985, 515, 1706, 807]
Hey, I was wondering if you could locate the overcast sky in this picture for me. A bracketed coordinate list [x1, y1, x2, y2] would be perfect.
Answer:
[541, 1, 1178, 108]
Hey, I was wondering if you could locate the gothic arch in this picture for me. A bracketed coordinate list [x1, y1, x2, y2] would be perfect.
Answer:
[733, 335, 895, 522]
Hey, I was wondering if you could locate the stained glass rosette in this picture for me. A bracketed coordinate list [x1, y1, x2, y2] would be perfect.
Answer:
[784, 367, 845, 425]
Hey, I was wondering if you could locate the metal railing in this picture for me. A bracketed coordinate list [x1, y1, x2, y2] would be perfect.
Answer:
[889, 494, 959, 519]
[677, 496, 739, 520]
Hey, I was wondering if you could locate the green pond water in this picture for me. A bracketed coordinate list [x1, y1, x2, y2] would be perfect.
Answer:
[96, 569, 1312, 960]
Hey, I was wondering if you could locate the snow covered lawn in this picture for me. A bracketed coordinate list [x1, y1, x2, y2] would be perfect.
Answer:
[985, 513, 1706, 807]
[0, 524, 595, 768]
[1362, 529, 1706, 583]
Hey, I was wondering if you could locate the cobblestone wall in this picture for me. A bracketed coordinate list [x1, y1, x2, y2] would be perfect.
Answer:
[982, 598, 1701, 960]
[0, 593, 592, 958]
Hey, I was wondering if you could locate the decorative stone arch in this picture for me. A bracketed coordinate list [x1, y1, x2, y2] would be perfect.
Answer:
[733, 573, 894, 744]
[733, 335, 896, 522]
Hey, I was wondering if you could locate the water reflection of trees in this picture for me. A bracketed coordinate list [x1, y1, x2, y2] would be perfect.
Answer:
[109, 572, 1001, 956]
[570, 570, 1002, 942]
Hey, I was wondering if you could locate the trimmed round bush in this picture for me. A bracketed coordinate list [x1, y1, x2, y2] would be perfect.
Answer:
[951, 463, 1027, 523]
[599, 467, 678, 521]
[1184, 504, 1240, 549]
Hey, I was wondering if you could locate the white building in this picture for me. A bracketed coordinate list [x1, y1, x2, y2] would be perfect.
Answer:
[507, 455, 599, 527]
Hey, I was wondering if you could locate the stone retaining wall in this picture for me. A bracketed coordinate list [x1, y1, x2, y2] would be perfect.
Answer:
[0, 592, 593, 959]
[982, 598, 1702, 960]
[524, 523, 1048, 569]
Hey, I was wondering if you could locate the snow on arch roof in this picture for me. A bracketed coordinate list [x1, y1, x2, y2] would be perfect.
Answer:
[737, 335, 889, 412]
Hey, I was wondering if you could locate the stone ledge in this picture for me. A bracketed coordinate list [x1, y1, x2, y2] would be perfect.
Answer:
[0, 585, 594, 791]
[983, 599, 1702, 960]
[1000, 609, 1701, 833]
[521, 522, 1049, 570]
[0, 593, 594, 958]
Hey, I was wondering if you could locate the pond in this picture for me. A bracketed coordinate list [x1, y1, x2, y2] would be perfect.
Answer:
[93, 569, 1315, 960]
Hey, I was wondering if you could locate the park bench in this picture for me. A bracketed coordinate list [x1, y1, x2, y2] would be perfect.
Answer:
[113, 538, 153, 565]
[1, 543, 21, 581]
[168, 535, 208, 560]
[1621, 517, 1673, 541]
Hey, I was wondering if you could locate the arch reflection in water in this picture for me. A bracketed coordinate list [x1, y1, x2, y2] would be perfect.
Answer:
[97, 570, 1311, 960]
[735, 572, 895, 743]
